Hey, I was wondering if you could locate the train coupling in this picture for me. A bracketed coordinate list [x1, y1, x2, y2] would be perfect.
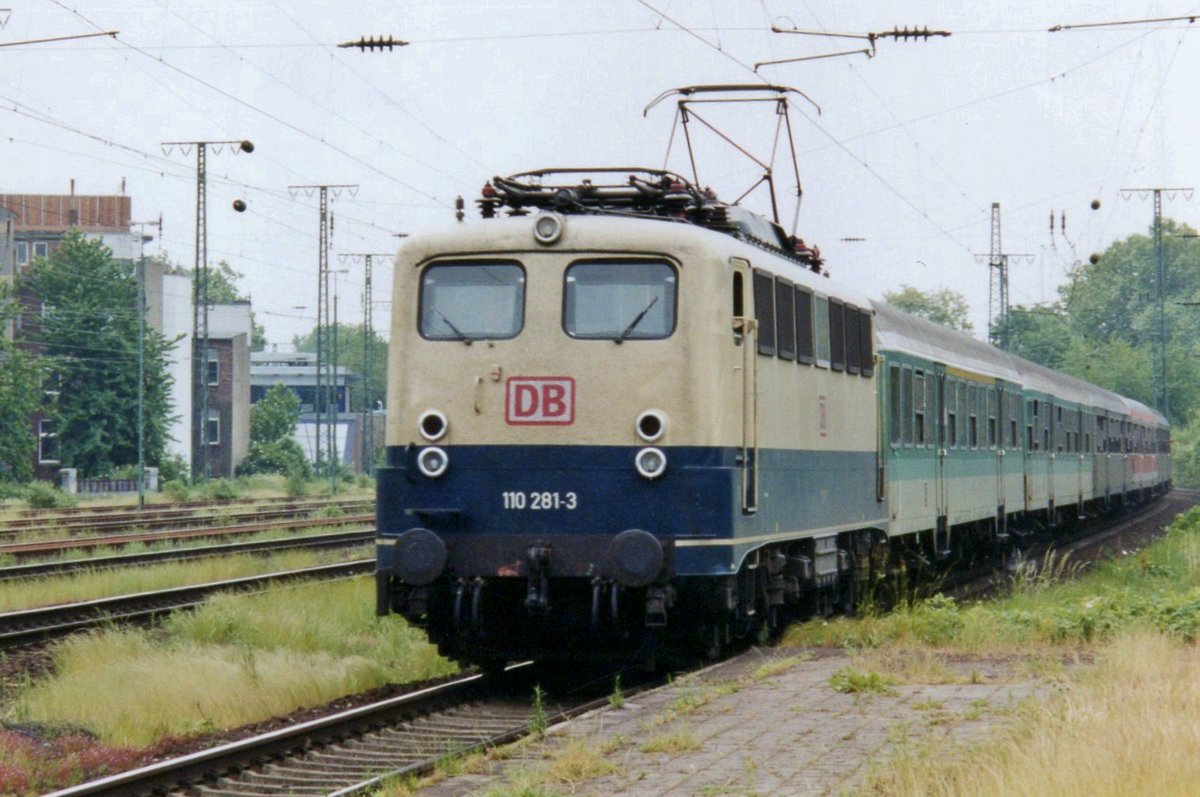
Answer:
[524, 544, 552, 611]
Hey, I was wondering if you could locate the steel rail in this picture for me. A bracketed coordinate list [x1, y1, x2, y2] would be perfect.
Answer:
[0, 498, 371, 537]
[41, 660, 647, 797]
[0, 530, 374, 581]
[41, 673, 493, 797]
[0, 494, 362, 521]
[0, 514, 373, 558]
[0, 560, 372, 647]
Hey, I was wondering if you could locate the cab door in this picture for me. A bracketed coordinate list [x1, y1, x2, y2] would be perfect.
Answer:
[733, 258, 758, 514]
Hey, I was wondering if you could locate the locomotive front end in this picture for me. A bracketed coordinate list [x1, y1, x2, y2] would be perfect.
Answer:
[375, 211, 730, 667]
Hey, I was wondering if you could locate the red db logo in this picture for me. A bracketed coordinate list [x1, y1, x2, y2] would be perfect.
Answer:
[506, 377, 575, 425]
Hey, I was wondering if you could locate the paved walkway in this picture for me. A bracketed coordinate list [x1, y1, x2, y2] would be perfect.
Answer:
[415, 649, 1045, 797]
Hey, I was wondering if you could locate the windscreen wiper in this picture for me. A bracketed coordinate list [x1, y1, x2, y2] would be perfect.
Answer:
[614, 296, 659, 344]
[435, 308, 470, 343]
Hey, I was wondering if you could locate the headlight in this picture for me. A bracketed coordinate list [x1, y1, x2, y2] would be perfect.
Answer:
[418, 409, 448, 441]
[636, 410, 666, 443]
[533, 212, 563, 245]
[635, 447, 667, 480]
[417, 446, 449, 478]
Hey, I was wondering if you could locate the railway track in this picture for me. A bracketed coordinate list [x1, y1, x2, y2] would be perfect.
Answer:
[950, 490, 1195, 601]
[0, 529, 374, 581]
[43, 663, 646, 797]
[0, 497, 372, 539]
[0, 513, 373, 560]
[0, 560, 372, 648]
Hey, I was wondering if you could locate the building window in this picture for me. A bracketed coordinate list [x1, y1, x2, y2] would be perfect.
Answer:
[33, 241, 49, 259]
[207, 411, 220, 445]
[16, 241, 27, 265]
[38, 420, 60, 464]
[206, 348, 220, 386]
[42, 370, 61, 397]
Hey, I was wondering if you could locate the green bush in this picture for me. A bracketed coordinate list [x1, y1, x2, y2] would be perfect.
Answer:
[284, 470, 308, 498]
[156, 454, 189, 485]
[25, 481, 76, 509]
[205, 479, 241, 501]
[237, 438, 312, 479]
[161, 480, 191, 503]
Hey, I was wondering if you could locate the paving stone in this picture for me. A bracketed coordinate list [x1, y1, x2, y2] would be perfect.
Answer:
[413, 649, 1050, 797]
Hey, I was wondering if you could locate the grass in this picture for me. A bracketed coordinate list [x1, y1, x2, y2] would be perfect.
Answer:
[0, 545, 369, 612]
[479, 739, 616, 797]
[6, 578, 456, 747]
[782, 505, 1200, 656]
[828, 666, 896, 695]
[639, 728, 702, 754]
[856, 630, 1200, 797]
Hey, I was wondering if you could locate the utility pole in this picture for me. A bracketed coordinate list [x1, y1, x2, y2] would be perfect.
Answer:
[164, 138, 253, 481]
[1120, 187, 1194, 418]
[130, 217, 163, 509]
[974, 202, 1031, 350]
[342, 252, 394, 475]
[288, 183, 357, 488]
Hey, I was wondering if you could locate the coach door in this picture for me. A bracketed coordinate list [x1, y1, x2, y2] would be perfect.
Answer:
[1046, 400, 1057, 519]
[934, 366, 950, 553]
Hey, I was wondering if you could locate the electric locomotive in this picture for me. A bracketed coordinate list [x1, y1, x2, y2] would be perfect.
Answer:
[375, 168, 1171, 669]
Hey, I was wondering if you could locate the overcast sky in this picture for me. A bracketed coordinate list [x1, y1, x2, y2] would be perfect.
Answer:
[2, 1, 1197, 347]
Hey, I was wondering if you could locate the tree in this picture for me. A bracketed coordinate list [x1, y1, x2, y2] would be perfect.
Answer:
[190, 260, 266, 352]
[883, 285, 974, 332]
[237, 383, 311, 477]
[1000, 304, 1072, 372]
[25, 230, 176, 477]
[1047, 219, 1200, 424]
[293, 322, 388, 412]
[0, 283, 39, 481]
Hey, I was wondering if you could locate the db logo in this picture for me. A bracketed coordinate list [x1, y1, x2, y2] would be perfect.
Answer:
[506, 377, 575, 425]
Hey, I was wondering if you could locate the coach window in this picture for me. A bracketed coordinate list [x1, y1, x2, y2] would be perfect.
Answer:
[795, 289, 815, 364]
[845, 304, 862, 375]
[753, 271, 776, 355]
[775, 277, 796, 361]
[1027, 400, 1037, 451]
[814, 296, 831, 367]
[420, 261, 525, 341]
[889, 365, 902, 445]
[565, 260, 677, 341]
[914, 370, 927, 445]
[926, 375, 936, 448]
[902, 367, 914, 445]
[946, 381, 958, 448]
[1009, 396, 1019, 448]
[987, 389, 998, 448]
[859, 310, 875, 377]
[968, 384, 978, 449]
[829, 299, 846, 372]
